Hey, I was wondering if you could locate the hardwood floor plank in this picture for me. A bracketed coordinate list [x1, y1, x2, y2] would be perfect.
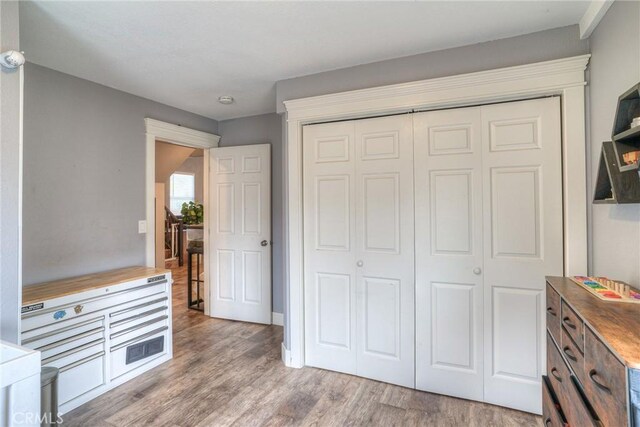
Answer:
[62, 259, 542, 426]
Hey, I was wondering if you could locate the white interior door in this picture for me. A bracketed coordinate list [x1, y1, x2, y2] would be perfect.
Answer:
[209, 144, 271, 324]
[303, 121, 357, 375]
[354, 115, 414, 388]
[414, 97, 562, 413]
[481, 97, 563, 413]
[302, 97, 562, 412]
[303, 115, 414, 387]
[414, 106, 485, 401]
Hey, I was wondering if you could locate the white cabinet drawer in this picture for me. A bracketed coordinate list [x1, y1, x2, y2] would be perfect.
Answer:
[109, 296, 169, 321]
[39, 328, 105, 361]
[43, 340, 105, 368]
[22, 318, 104, 352]
[22, 315, 104, 344]
[110, 315, 169, 348]
[109, 299, 169, 336]
[22, 281, 168, 332]
[110, 328, 168, 379]
[58, 352, 105, 405]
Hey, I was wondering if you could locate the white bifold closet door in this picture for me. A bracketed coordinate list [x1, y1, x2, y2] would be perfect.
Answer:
[414, 106, 485, 401]
[303, 114, 415, 388]
[414, 97, 563, 413]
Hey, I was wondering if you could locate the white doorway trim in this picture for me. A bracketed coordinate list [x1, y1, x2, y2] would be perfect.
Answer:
[283, 54, 591, 368]
[144, 118, 220, 314]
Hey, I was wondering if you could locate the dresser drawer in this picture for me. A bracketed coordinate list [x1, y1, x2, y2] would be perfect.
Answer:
[561, 326, 585, 385]
[630, 369, 640, 427]
[561, 301, 584, 353]
[547, 333, 599, 427]
[546, 283, 561, 342]
[543, 375, 567, 427]
[583, 328, 628, 427]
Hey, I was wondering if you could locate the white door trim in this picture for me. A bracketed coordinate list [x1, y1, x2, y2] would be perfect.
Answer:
[144, 118, 220, 315]
[284, 54, 591, 368]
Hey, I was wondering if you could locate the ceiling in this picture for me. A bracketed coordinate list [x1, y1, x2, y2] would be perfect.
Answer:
[20, 1, 590, 121]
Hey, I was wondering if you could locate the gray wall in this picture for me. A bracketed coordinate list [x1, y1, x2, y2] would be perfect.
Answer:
[22, 63, 218, 285]
[276, 25, 589, 112]
[1, 1, 22, 343]
[588, 1, 640, 285]
[218, 113, 284, 314]
[275, 25, 590, 348]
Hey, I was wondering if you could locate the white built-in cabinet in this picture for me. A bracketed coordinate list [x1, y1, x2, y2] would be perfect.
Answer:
[20, 268, 173, 414]
[303, 97, 563, 413]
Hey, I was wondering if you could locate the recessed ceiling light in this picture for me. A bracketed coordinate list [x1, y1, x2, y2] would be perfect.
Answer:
[218, 95, 234, 105]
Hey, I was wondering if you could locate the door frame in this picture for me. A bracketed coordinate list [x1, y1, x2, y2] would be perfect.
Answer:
[283, 54, 591, 368]
[145, 118, 220, 314]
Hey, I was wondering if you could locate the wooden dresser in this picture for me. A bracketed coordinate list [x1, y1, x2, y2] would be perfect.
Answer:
[21, 267, 172, 414]
[545, 276, 640, 426]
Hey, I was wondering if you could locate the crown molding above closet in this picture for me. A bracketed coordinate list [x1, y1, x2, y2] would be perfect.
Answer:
[284, 55, 590, 121]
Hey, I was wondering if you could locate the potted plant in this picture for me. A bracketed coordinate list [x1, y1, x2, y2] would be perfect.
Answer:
[180, 201, 204, 225]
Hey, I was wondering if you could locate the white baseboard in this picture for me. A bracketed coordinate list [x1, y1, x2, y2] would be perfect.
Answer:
[281, 342, 292, 366]
[272, 312, 283, 326]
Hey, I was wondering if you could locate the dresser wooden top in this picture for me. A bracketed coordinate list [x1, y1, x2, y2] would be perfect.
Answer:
[22, 266, 170, 306]
[547, 276, 640, 369]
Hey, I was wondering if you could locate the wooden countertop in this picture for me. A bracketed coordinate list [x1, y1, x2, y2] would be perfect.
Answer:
[23, 266, 170, 306]
[547, 276, 640, 369]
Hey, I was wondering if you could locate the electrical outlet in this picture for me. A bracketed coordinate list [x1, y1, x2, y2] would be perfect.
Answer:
[138, 220, 147, 234]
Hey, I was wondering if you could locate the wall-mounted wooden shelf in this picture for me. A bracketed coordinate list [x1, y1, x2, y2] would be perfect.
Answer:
[613, 139, 640, 172]
[594, 141, 640, 204]
[612, 82, 640, 143]
[613, 124, 640, 143]
[607, 83, 640, 175]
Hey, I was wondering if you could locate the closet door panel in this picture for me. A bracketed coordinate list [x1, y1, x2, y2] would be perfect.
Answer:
[414, 107, 484, 401]
[355, 115, 415, 388]
[481, 97, 563, 414]
[303, 121, 357, 374]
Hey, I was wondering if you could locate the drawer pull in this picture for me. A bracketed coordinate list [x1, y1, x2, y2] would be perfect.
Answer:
[562, 317, 576, 330]
[550, 367, 562, 382]
[110, 297, 168, 318]
[544, 418, 552, 427]
[110, 315, 168, 339]
[22, 317, 104, 345]
[110, 306, 168, 328]
[546, 307, 557, 316]
[42, 338, 105, 364]
[588, 369, 611, 393]
[59, 351, 105, 373]
[36, 327, 105, 352]
[562, 346, 578, 362]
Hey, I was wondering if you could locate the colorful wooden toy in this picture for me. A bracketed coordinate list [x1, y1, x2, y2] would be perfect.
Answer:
[571, 276, 640, 304]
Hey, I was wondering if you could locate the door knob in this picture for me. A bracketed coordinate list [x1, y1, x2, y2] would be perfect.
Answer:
[356, 260, 364, 267]
[261, 240, 268, 247]
[473, 267, 482, 275]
